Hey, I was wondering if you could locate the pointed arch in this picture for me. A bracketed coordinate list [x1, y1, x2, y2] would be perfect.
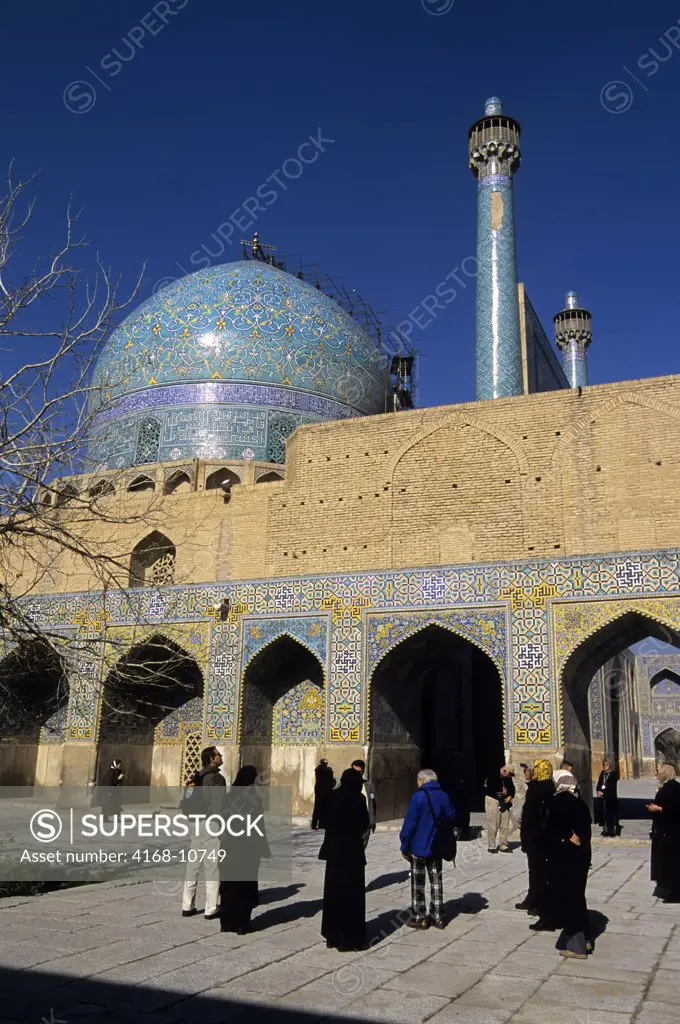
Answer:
[650, 668, 680, 691]
[98, 632, 204, 787]
[389, 412, 529, 565]
[164, 469, 192, 495]
[238, 633, 325, 783]
[559, 608, 680, 790]
[388, 410, 530, 479]
[366, 616, 505, 688]
[550, 391, 680, 474]
[368, 622, 505, 818]
[206, 467, 241, 492]
[242, 628, 327, 677]
[0, 638, 70, 785]
[128, 474, 155, 493]
[129, 531, 176, 588]
[88, 479, 115, 499]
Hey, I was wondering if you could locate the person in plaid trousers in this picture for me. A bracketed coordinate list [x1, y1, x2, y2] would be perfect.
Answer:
[400, 769, 456, 929]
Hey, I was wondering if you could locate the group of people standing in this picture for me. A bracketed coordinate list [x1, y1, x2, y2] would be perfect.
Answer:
[175, 746, 680, 956]
[514, 759, 593, 958]
[318, 763, 456, 949]
[514, 755, 680, 958]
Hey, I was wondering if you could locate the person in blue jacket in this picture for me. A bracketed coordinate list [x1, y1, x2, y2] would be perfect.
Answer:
[400, 768, 456, 930]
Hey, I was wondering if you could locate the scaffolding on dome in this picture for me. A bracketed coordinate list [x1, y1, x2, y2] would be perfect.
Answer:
[240, 231, 417, 411]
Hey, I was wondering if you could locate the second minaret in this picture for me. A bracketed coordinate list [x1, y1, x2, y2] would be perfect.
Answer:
[469, 97, 523, 401]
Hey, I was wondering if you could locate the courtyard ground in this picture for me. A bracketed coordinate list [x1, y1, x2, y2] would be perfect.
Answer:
[0, 790, 678, 1024]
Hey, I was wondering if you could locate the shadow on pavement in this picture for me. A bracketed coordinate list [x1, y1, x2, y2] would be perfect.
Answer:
[0, 966, 387, 1024]
[445, 891, 489, 917]
[250, 897, 323, 930]
[366, 906, 411, 944]
[366, 870, 410, 892]
[258, 884, 306, 905]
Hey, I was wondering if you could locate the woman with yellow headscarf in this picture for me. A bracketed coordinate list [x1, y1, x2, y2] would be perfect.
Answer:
[514, 759, 554, 915]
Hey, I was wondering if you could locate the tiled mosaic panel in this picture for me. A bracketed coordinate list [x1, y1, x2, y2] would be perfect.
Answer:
[273, 680, 324, 745]
[552, 596, 680, 679]
[64, 622, 210, 743]
[476, 175, 523, 400]
[90, 261, 388, 416]
[89, 401, 322, 469]
[156, 696, 204, 742]
[562, 341, 589, 389]
[588, 672, 605, 741]
[241, 616, 329, 673]
[20, 549, 680, 749]
[364, 607, 509, 742]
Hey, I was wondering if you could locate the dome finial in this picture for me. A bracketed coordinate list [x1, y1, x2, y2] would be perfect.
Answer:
[484, 96, 502, 116]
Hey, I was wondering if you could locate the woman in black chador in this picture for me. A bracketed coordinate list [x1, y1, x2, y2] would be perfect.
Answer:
[538, 772, 593, 958]
[319, 768, 369, 951]
[100, 759, 124, 821]
[515, 759, 554, 915]
[648, 760, 680, 903]
[311, 758, 335, 830]
[595, 758, 620, 837]
[219, 766, 269, 934]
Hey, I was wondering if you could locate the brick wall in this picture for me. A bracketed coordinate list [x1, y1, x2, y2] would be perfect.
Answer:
[16, 373, 680, 595]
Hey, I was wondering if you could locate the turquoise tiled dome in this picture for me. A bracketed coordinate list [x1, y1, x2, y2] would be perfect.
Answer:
[88, 262, 389, 469]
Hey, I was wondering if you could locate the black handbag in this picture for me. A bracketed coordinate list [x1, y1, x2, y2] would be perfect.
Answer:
[423, 789, 457, 863]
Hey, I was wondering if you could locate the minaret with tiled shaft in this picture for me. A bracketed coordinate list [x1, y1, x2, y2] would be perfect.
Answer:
[469, 97, 523, 400]
[554, 291, 592, 388]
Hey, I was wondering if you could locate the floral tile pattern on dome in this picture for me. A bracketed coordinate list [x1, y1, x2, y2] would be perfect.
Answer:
[90, 262, 389, 417]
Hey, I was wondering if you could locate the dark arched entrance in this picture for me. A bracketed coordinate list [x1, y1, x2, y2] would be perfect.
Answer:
[562, 611, 680, 795]
[655, 727, 680, 769]
[98, 635, 203, 788]
[0, 639, 69, 786]
[240, 635, 324, 805]
[369, 624, 504, 820]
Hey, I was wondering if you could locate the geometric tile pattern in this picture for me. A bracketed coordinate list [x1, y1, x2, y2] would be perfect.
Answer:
[18, 548, 680, 753]
[87, 261, 389, 467]
[273, 680, 324, 746]
[475, 175, 523, 400]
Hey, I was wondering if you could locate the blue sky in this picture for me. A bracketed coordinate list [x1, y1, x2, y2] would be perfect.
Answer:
[1, 0, 679, 408]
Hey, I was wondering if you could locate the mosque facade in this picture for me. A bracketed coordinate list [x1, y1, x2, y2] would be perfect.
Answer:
[2, 99, 680, 817]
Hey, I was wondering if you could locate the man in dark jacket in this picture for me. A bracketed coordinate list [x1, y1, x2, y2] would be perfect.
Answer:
[311, 759, 335, 830]
[181, 746, 226, 920]
[351, 759, 377, 849]
[400, 769, 456, 930]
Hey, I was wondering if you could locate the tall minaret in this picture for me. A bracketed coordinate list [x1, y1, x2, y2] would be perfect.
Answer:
[469, 97, 523, 401]
[554, 291, 592, 388]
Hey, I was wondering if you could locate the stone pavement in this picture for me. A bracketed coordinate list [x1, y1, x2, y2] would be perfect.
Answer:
[0, 827, 678, 1024]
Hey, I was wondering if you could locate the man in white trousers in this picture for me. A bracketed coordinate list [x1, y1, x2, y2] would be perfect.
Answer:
[181, 746, 226, 920]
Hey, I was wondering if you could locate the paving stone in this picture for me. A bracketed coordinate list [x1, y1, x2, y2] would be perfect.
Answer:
[454, 973, 542, 1011]
[555, 960, 650, 986]
[510, 1004, 633, 1024]
[636, 1001, 680, 1023]
[277, 966, 396, 1011]
[430, 938, 512, 969]
[225, 959, 331, 998]
[428, 1007, 512, 1024]
[529, 976, 644, 1013]
[492, 950, 559, 979]
[384, 963, 485, 999]
[647, 967, 680, 1004]
[0, 829, 678, 1023]
[339, 988, 450, 1022]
